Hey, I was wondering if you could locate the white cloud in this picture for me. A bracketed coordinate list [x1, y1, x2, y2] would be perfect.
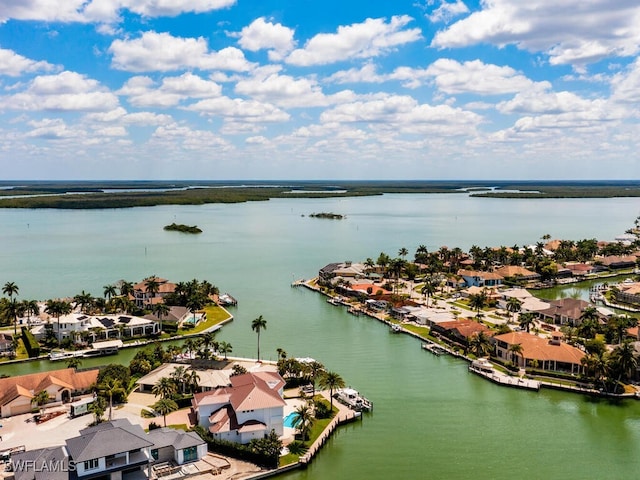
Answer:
[286, 16, 422, 66]
[319, 94, 481, 135]
[109, 31, 254, 72]
[150, 123, 232, 151]
[0, 48, 58, 76]
[85, 107, 172, 125]
[118, 73, 222, 107]
[235, 71, 355, 108]
[427, 0, 470, 23]
[25, 118, 80, 139]
[425, 58, 545, 95]
[0, 71, 119, 112]
[186, 96, 290, 123]
[611, 58, 640, 105]
[431, 0, 640, 68]
[0, 0, 237, 23]
[237, 17, 295, 61]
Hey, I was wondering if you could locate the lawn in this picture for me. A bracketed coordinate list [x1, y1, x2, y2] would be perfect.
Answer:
[177, 305, 232, 335]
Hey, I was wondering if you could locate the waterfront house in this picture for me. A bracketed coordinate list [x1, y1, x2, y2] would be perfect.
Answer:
[32, 312, 160, 343]
[493, 331, 584, 374]
[599, 255, 637, 270]
[537, 298, 605, 326]
[497, 288, 550, 313]
[457, 269, 503, 288]
[191, 371, 286, 444]
[11, 419, 207, 480]
[431, 319, 492, 347]
[563, 262, 596, 277]
[132, 277, 177, 308]
[615, 282, 640, 307]
[0, 368, 98, 418]
[318, 261, 367, 285]
[136, 363, 232, 393]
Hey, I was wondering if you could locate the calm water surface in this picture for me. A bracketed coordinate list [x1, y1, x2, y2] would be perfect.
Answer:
[2, 193, 640, 479]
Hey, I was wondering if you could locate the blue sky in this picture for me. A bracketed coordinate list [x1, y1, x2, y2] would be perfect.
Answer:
[1, 0, 639, 180]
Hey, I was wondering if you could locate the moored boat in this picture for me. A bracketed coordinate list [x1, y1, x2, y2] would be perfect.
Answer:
[334, 387, 373, 412]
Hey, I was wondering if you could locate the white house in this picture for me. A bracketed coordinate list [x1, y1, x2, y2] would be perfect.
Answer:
[192, 371, 286, 444]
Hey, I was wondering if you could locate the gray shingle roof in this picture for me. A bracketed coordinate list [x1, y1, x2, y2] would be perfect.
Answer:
[12, 447, 69, 480]
[66, 420, 153, 462]
[146, 428, 206, 450]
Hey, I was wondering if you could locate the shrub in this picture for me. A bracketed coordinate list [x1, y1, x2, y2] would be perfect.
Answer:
[21, 327, 40, 358]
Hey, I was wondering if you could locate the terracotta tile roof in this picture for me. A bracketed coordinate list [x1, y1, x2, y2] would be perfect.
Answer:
[0, 368, 98, 408]
[0, 384, 34, 406]
[493, 332, 585, 364]
[457, 269, 504, 281]
[433, 319, 491, 338]
[494, 265, 539, 278]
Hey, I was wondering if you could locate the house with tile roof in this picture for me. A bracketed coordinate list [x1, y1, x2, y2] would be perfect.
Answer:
[191, 371, 286, 444]
[493, 331, 585, 374]
[615, 282, 640, 307]
[494, 265, 541, 283]
[431, 319, 492, 347]
[0, 368, 98, 418]
[457, 269, 503, 288]
[132, 277, 176, 308]
[536, 298, 606, 326]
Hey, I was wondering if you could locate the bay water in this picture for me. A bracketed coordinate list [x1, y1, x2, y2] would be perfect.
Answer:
[1, 193, 640, 479]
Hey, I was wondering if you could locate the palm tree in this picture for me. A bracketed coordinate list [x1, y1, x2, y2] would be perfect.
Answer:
[103, 284, 117, 304]
[73, 291, 94, 314]
[609, 341, 638, 383]
[89, 396, 107, 424]
[45, 299, 72, 342]
[187, 370, 200, 393]
[3, 281, 19, 301]
[398, 247, 408, 260]
[506, 297, 523, 324]
[144, 275, 161, 306]
[183, 338, 198, 359]
[67, 357, 82, 370]
[469, 331, 493, 358]
[152, 398, 179, 427]
[319, 371, 345, 411]
[218, 341, 232, 360]
[199, 331, 218, 359]
[32, 390, 50, 413]
[171, 366, 189, 394]
[99, 378, 124, 421]
[304, 360, 325, 397]
[119, 280, 134, 298]
[5, 298, 24, 336]
[152, 376, 177, 400]
[421, 278, 437, 308]
[291, 404, 314, 441]
[508, 343, 524, 367]
[251, 315, 267, 361]
[152, 303, 170, 334]
[22, 299, 40, 327]
[518, 312, 537, 333]
[468, 291, 487, 319]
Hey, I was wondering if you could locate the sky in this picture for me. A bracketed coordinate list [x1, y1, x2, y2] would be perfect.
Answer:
[0, 0, 639, 180]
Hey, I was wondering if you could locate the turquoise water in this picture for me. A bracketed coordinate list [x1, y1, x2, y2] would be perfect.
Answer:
[284, 412, 298, 428]
[1, 193, 640, 479]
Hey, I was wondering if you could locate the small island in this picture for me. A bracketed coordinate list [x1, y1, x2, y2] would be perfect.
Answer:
[309, 212, 345, 220]
[163, 222, 202, 234]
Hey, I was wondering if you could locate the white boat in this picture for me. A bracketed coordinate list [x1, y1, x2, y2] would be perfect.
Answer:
[49, 350, 84, 361]
[469, 357, 496, 374]
[390, 324, 402, 333]
[421, 343, 447, 355]
[333, 388, 373, 412]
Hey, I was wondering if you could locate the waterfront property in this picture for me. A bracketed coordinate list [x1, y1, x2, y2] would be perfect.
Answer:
[536, 298, 608, 326]
[431, 320, 492, 348]
[493, 331, 585, 373]
[0, 368, 98, 418]
[11, 418, 207, 480]
[0, 333, 14, 355]
[132, 277, 177, 308]
[192, 371, 286, 444]
[136, 362, 232, 393]
[457, 269, 504, 288]
[494, 265, 541, 284]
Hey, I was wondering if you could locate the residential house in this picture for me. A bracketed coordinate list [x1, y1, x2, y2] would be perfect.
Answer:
[563, 262, 596, 277]
[11, 419, 207, 480]
[431, 319, 492, 347]
[599, 255, 637, 270]
[132, 277, 176, 308]
[31, 312, 160, 343]
[537, 298, 605, 326]
[146, 428, 208, 465]
[493, 265, 541, 284]
[192, 372, 286, 444]
[0, 368, 98, 418]
[457, 269, 503, 288]
[318, 261, 368, 285]
[497, 288, 550, 313]
[615, 282, 640, 307]
[493, 331, 584, 374]
[136, 363, 232, 393]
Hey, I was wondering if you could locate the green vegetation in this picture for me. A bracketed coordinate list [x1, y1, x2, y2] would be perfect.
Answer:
[2, 180, 638, 209]
[21, 327, 40, 358]
[163, 223, 202, 234]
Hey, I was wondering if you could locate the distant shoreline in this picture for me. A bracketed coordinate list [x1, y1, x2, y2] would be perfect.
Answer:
[1, 180, 640, 209]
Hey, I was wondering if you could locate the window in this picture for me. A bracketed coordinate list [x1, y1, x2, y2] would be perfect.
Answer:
[84, 459, 99, 470]
[151, 449, 158, 461]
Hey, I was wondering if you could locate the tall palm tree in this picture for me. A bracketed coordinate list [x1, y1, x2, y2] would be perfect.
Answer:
[171, 366, 188, 394]
[508, 343, 524, 367]
[183, 338, 198, 359]
[468, 291, 487, 319]
[506, 297, 523, 324]
[152, 376, 177, 400]
[610, 341, 638, 383]
[3, 282, 20, 334]
[518, 312, 537, 333]
[319, 371, 345, 411]
[251, 315, 267, 361]
[144, 276, 161, 306]
[5, 298, 24, 336]
[73, 291, 94, 314]
[304, 360, 325, 397]
[103, 284, 117, 303]
[119, 280, 134, 298]
[187, 370, 200, 394]
[421, 278, 437, 308]
[45, 299, 72, 342]
[199, 331, 218, 359]
[152, 303, 170, 334]
[99, 378, 124, 421]
[153, 398, 179, 427]
[22, 299, 40, 327]
[398, 247, 408, 259]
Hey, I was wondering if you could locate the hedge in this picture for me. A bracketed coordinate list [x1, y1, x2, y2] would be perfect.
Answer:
[21, 327, 40, 358]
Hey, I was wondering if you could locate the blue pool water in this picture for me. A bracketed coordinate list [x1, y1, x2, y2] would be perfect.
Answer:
[283, 412, 298, 428]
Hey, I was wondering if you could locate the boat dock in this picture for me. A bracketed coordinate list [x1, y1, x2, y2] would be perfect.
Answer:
[421, 343, 447, 355]
[469, 358, 540, 391]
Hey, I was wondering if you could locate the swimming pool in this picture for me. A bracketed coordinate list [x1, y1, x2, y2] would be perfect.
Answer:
[283, 412, 299, 428]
